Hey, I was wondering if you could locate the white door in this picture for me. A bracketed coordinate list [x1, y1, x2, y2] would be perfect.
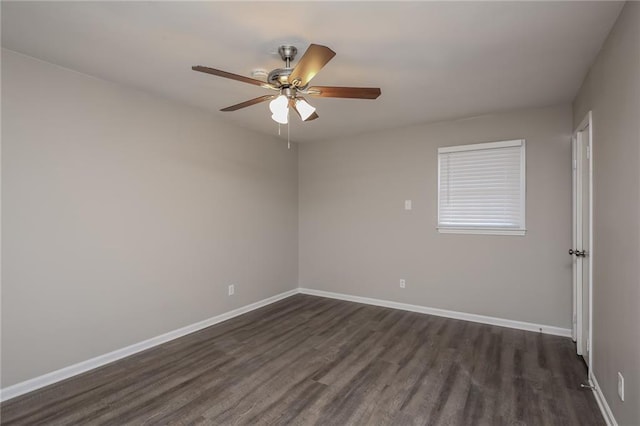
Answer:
[572, 114, 592, 368]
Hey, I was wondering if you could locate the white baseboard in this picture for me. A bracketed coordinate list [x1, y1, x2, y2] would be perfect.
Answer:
[1, 286, 574, 403]
[590, 372, 618, 426]
[0, 288, 298, 402]
[298, 288, 572, 338]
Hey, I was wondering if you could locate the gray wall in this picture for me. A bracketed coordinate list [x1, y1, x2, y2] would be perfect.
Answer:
[299, 104, 573, 328]
[1, 49, 298, 387]
[573, 3, 639, 424]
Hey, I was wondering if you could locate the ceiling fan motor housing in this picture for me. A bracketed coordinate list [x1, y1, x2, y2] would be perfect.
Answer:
[267, 68, 293, 87]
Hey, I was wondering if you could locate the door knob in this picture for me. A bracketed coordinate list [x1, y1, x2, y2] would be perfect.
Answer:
[569, 249, 575, 255]
[576, 250, 586, 257]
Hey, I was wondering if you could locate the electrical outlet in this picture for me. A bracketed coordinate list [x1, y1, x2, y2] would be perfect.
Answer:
[399, 279, 406, 288]
[618, 372, 624, 401]
[228, 284, 235, 296]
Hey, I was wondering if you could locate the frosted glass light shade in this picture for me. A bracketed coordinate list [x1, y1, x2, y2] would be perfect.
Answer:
[295, 99, 316, 121]
[269, 95, 289, 124]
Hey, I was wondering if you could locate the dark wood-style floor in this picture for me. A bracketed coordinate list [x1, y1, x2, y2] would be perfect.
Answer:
[1, 294, 603, 425]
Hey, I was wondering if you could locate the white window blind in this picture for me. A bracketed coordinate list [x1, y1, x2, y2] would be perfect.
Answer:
[438, 139, 526, 235]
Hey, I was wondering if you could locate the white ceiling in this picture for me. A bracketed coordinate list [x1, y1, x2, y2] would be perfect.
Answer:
[1, 1, 623, 143]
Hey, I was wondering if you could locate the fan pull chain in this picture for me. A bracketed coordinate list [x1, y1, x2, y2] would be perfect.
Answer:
[278, 123, 281, 136]
[287, 116, 290, 150]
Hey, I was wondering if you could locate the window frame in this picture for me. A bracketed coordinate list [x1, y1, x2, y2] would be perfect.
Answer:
[437, 139, 526, 236]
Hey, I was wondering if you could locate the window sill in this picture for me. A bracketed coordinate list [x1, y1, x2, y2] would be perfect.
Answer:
[437, 228, 526, 236]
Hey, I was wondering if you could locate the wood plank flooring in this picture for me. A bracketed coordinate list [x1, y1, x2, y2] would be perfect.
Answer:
[1, 294, 604, 425]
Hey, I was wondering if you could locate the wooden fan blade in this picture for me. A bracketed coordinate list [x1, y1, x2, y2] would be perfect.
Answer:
[307, 86, 381, 99]
[192, 66, 275, 89]
[288, 44, 336, 87]
[221, 95, 276, 112]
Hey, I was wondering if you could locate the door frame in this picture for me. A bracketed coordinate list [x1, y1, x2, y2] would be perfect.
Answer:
[572, 111, 593, 370]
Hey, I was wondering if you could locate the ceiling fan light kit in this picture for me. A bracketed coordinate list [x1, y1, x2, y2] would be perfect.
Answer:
[192, 43, 381, 128]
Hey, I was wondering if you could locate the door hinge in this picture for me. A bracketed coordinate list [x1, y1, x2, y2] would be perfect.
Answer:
[586, 146, 591, 159]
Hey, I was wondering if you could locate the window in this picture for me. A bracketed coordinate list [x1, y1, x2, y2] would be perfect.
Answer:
[437, 139, 526, 235]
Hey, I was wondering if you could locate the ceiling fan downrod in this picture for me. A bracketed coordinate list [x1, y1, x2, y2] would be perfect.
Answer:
[278, 45, 297, 68]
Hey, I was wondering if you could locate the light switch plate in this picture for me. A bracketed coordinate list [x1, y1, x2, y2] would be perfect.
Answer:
[404, 200, 412, 210]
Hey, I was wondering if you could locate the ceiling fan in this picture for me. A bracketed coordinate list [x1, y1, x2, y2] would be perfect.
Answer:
[192, 44, 381, 124]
